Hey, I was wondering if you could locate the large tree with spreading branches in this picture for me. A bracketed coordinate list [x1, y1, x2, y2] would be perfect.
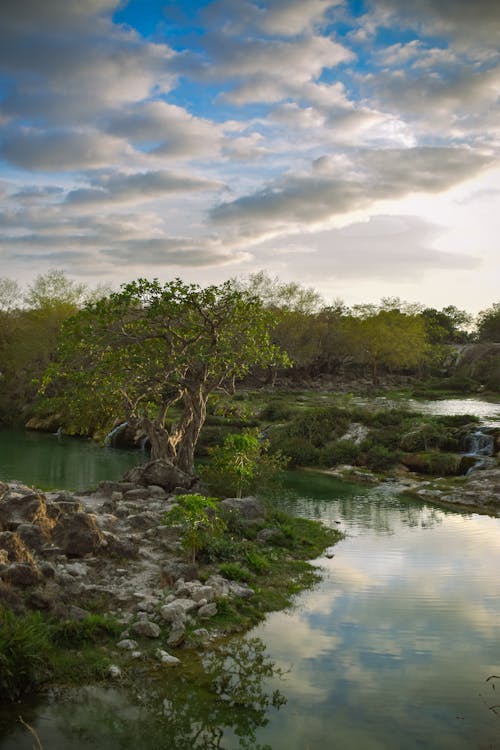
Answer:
[40, 278, 288, 475]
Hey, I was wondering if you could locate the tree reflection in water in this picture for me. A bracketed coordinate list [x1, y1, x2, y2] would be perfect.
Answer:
[49, 638, 286, 750]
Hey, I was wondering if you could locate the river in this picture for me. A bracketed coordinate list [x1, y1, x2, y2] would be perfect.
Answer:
[0, 398, 499, 749]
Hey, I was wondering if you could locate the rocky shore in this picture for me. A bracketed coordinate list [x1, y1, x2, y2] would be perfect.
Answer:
[0, 476, 311, 674]
[325, 463, 500, 516]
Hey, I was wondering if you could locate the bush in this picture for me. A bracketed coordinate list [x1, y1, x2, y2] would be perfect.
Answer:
[49, 614, 120, 647]
[245, 550, 271, 574]
[259, 400, 294, 421]
[274, 436, 322, 466]
[0, 607, 51, 699]
[320, 439, 360, 467]
[218, 562, 254, 582]
[362, 445, 400, 471]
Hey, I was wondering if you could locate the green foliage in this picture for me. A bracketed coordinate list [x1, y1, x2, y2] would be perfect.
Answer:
[218, 562, 254, 582]
[163, 494, 226, 563]
[0, 607, 51, 699]
[40, 278, 287, 473]
[49, 613, 121, 647]
[259, 400, 294, 421]
[245, 550, 271, 574]
[362, 445, 400, 471]
[477, 302, 500, 342]
[321, 439, 360, 466]
[200, 429, 287, 497]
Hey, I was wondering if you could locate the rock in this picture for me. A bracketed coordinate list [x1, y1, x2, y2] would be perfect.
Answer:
[123, 460, 194, 492]
[229, 581, 254, 599]
[16, 523, 43, 552]
[132, 620, 161, 638]
[0, 492, 52, 532]
[52, 512, 104, 557]
[117, 639, 138, 650]
[103, 533, 139, 559]
[148, 485, 168, 499]
[2, 562, 42, 587]
[156, 649, 180, 665]
[161, 560, 198, 584]
[221, 497, 264, 522]
[108, 664, 122, 678]
[65, 605, 89, 620]
[167, 621, 185, 647]
[198, 602, 217, 619]
[124, 488, 152, 501]
[191, 585, 215, 603]
[160, 602, 189, 622]
[256, 527, 281, 544]
[0, 531, 36, 563]
[205, 574, 231, 598]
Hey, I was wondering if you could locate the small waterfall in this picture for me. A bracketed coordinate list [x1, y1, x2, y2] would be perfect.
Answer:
[463, 428, 495, 474]
[104, 421, 128, 447]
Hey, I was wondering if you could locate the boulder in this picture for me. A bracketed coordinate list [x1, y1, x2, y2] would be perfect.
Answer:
[221, 497, 265, 522]
[0, 530, 36, 563]
[124, 460, 193, 492]
[132, 620, 161, 638]
[2, 562, 42, 587]
[52, 512, 104, 557]
[0, 492, 52, 532]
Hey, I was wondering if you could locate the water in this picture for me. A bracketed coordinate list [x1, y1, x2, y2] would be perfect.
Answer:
[0, 429, 145, 490]
[1, 399, 499, 748]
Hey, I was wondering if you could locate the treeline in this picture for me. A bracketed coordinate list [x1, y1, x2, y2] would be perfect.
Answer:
[0, 270, 499, 427]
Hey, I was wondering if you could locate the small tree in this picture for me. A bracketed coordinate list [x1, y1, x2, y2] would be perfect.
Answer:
[200, 430, 286, 498]
[162, 494, 226, 563]
[40, 278, 288, 475]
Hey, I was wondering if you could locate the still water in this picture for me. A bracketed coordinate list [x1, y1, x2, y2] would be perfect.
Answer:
[0, 428, 144, 490]
[0, 400, 499, 749]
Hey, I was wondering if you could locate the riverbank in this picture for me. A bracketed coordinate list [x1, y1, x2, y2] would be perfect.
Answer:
[315, 461, 500, 516]
[0, 477, 341, 700]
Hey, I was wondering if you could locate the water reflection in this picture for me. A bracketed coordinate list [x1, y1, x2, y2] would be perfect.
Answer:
[250, 477, 500, 750]
[0, 639, 286, 750]
[0, 429, 144, 490]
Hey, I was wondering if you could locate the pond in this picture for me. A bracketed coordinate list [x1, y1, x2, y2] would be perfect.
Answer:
[0, 398, 499, 749]
[0, 429, 145, 490]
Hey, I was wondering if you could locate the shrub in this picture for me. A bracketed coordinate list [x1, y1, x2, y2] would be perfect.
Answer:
[163, 494, 226, 563]
[362, 445, 400, 471]
[200, 430, 286, 497]
[259, 400, 294, 421]
[218, 562, 253, 582]
[0, 607, 51, 700]
[245, 550, 271, 574]
[320, 439, 360, 467]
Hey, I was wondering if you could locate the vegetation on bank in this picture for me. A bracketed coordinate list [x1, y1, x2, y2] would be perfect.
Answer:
[1, 270, 500, 433]
[0, 489, 341, 701]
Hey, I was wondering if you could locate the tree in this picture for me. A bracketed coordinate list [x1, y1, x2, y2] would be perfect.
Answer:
[41, 278, 287, 475]
[344, 309, 430, 384]
[476, 302, 500, 342]
[162, 494, 225, 563]
[200, 429, 286, 498]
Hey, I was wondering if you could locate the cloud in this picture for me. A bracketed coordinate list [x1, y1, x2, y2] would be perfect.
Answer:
[0, 0, 176, 125]
[211, 147, 494, 235]
[191, 32, 354, 105]
[257, 215, 480, 282]
[65, 170, 222, 207]
[0, 128, 134, 171]
[103, 101, 224, 159]
[201, 0, 342, 37]
[366, 0, 500, 52]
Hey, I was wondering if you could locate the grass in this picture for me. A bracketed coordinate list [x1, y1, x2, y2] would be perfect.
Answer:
[0, 608, 120, 700]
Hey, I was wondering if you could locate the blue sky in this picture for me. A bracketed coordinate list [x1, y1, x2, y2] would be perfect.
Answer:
[0, 0, 499, 310]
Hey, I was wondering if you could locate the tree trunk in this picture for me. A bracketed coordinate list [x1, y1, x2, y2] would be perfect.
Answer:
[174, 387, 207, 475]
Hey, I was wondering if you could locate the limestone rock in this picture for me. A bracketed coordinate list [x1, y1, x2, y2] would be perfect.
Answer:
[0, 531, 36, 563]
[198, 602, 217, 619]
[117, 639, 138, 650]
[221, 497, 264, 522]
[132, 620, 161, 638]
[124, 459, 193, 492]
[52, 512, 104, 557]
[156, 649, 180, 665]
[2, 562, 41, 587]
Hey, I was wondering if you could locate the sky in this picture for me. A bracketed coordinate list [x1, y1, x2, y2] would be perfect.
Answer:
[0, 0, 499, 311]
